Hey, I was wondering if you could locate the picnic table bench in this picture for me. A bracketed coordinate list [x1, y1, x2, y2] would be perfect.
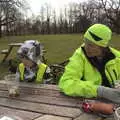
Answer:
[0, 80, 113, 120]
[1, 43, 23, 62]
[1, 42, 47, 63]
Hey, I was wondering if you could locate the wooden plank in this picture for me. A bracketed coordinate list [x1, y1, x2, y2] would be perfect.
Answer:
[34, 115, 71, 120]
[0, 81, 88, 102]
[8, 43, 23, 47]
[19, 83, 59, 91]
[20, 87, 67, 97]
[0, 106, 41, 120]
[0, 80, 59, 90]
[0, 90, 83, 108]
[2, 46, 13, 62]
[2, 43, 22, 62]
[0, 81, 85, 107]
[74, 113, 102, 120]
[1, 49, 9, 54]
[104, 118, 114, 120]
[0, 84, 65, 98]
[0, 97, 82, 118]
[0, 81, 70, 98]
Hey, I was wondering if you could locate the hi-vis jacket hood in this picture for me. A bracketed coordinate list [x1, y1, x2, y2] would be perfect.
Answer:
[59, 46, 120, 98]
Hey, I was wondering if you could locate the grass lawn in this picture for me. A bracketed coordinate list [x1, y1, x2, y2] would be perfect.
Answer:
[0, 34, 120, 77]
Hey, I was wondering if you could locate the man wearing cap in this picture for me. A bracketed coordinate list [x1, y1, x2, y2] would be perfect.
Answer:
[59, 24, 120, 104]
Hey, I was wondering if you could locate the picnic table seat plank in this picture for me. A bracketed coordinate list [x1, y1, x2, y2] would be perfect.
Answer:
[1, 42, 46, 63]
[0, 97, 82, 118]
[1, 49, 9, 54]
[8, 43, 23, 47]
[1, 46, 13, 62]
[1, 42, 22, 62]
[34, 115, 72, 120]
[0, 106, 42, 120]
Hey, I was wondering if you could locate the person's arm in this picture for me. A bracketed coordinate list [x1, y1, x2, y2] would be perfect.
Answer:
[98, 86, 120, 104]
[59, 48, 98, 98]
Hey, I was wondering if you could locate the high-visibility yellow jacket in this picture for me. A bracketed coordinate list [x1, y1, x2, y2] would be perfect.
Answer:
[59, 46, 120, 98]
[18, 63, 47, 83]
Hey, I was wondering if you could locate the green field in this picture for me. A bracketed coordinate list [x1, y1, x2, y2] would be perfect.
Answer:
[0, 34, 120, 76]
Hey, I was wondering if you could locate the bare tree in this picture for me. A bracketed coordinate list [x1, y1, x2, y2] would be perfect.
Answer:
[32, 18, 41, 34]
[1, 0, 119, 35]
[98, 0, 120, 33]
[68, 3, 74, 33]
[0, 0, 29, 37]
[63, 7, 68, 33]
[58, 9, 64, 33]
[52, 9, 57, 34]
[39, 6, 45, 34]
[45, 3, 51, 34]
[68, 2, 92, 33]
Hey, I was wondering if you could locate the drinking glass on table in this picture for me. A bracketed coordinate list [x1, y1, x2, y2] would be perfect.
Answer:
[4, 74, 20, 98]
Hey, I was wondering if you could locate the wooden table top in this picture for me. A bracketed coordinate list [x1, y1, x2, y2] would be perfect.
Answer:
[0, 80, 113, 120]
[8, 43, 23, 47]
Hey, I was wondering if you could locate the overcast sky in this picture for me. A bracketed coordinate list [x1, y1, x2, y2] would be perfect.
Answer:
[27, 0, 87, 16]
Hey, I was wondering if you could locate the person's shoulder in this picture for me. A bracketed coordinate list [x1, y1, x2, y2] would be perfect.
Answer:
[38, 63, 48, 68]
[70, 45, 85, 62]
[74, 44, 85, 54]
[110, 47, 120, 57]
[39, 63, 50, 73]
[18, 63, 24, 67]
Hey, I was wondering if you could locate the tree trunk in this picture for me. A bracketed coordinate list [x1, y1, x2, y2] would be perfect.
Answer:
[0, 26, 2, 38]
[0, 19, 2, 38]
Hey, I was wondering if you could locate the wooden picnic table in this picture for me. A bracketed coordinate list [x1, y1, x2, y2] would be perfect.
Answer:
[1, 43, 23, 62]
[0, 80, 113, 120]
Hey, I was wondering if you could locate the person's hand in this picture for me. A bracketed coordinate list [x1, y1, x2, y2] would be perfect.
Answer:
[97, 86, 120, 104]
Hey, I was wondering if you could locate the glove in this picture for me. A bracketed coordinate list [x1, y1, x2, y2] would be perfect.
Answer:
[97, 86, 120, 104]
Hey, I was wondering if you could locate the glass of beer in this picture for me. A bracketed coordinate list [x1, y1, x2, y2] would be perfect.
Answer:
[4, 74, 20, 98]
